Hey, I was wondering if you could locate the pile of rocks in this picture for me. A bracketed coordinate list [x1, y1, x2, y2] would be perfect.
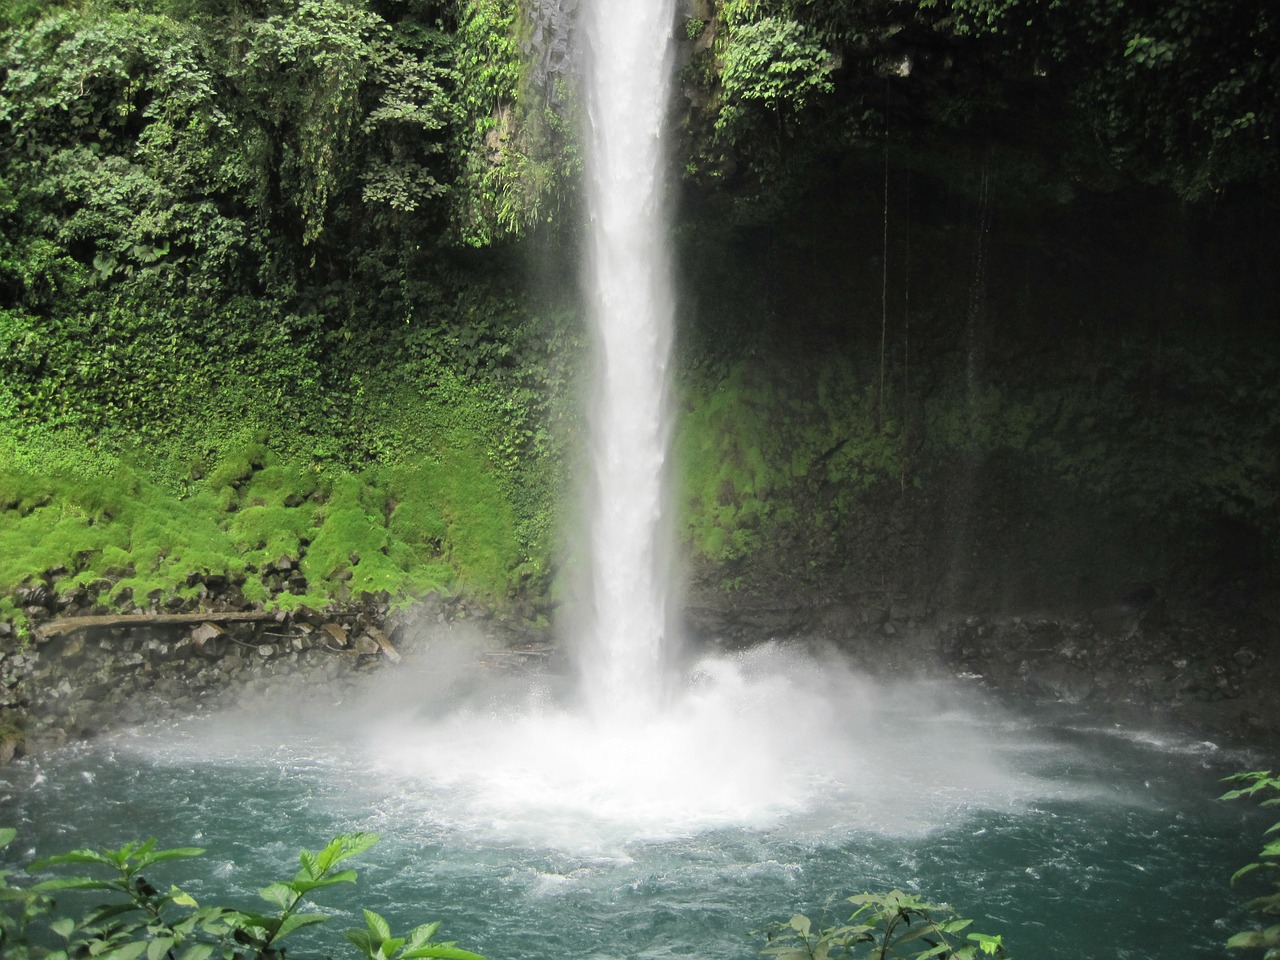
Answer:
[934, 613, 1276, 738]
[684, 588, 1277, 743]
[0, 570, 544, 761]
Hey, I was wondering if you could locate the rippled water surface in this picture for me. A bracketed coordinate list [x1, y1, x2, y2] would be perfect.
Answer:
[0, 643, 1268, 959]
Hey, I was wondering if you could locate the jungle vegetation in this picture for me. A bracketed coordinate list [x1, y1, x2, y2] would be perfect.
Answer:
[0, 0, 1276, 629]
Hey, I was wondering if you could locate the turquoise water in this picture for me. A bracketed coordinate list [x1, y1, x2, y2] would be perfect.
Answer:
[0, 643, 1269, 959]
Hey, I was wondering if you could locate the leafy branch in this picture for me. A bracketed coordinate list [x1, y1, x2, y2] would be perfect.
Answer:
[1223, 771, 1280, 956]
[0, 828, 483, 960]
[761, 889, 1008, 960]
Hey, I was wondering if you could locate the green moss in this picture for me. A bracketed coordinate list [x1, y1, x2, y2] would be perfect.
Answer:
[676, 364, 782, 561]
[674, 355, 909, 577]
[0, 335, 548, 627]
[207, 440, 275, 509]
[305, 506, 391, 583]
[229, 505, 318, 564]
[240, 463, 321, 507]
[386, 439, 520, 599]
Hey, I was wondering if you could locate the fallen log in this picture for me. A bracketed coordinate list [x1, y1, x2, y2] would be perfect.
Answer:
[33, 611, 279, 641]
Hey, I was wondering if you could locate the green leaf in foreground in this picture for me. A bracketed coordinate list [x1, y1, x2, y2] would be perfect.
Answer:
[1224, 772, 1280, 954]
[0, 829, 484, 960]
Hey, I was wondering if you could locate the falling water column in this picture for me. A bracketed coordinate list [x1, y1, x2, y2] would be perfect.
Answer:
[580, 0, 678, 723]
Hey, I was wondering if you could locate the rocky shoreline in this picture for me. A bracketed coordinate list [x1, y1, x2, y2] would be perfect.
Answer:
[686, 593, 1280, 748]
[2, 568, 1277, 762]
[0, 569, 545, 761]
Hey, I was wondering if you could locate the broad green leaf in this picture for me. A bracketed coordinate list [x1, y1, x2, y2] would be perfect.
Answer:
[290, 870, 358, 895]
[365, 910, 392, 940]
[401, 946, 486, 960]
[147, 936, 175, 960]
[258, 881, 298, 909]
[1232, 863, 1265, 885]
[136, 848, 205, 869]
[1228, 930, 1268, 948]
[169, 885, 198, 907]
[177, 944, 215, 960]
[346, 929, 379, 956]
[299, 850, 322, 880]
[50, 916, 76, 939]
[31, 849, 115, 869]
[84, 902, 143, 925]
[312, 832, 379, 875]
[273, 911, 328, 941]
[32, 877, 119, 893]
[788, 915, 811, 937]
[98, 942, 150, 960]
[406, 921, 443, 949]
[0, 828, 16, 848]
[222, 909, 275, 936]
[891, 922, 942, 948]
[969, 932, 1005, 955]
[1248, 893, 1280, 914]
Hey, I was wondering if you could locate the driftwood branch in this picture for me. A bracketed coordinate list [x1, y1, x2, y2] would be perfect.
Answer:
[33, 611, 279, 640]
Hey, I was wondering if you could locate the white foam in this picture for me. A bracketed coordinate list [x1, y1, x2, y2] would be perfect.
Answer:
[352, 643, 1040, 852]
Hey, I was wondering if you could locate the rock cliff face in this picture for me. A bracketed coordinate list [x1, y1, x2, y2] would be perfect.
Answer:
[684, 596, 1279, 745]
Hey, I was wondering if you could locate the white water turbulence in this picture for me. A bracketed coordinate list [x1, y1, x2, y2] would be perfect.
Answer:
[342, 0, 1039, 847]
[122, 641, 1057, 854]
[579, 0, 679, 722]
[21, 0, 1070, 875]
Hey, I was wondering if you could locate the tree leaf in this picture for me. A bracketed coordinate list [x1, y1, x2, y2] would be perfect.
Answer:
[31, 849, 115, 869]
[98, 942, 150, 960]
[400, 946, 486, 960]
[51, 916, 76, 939]
[1232, 863, 1265, 885]
[405, 921, 442, 950]
[168, 885, 198, 908]
[136, 848, 205, 870]
[365, 909, 392, 940]
[258, 881, 298, 910]
[273, 911, 328, 941]
[346, 929, 379, 957]
[289, 869, 358, 895]
[31, 877, 120, 893]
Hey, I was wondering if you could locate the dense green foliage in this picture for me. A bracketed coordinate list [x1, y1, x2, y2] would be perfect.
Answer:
[761, 890, 1007, 959]
[1222, 771, 1280, 956]
[683, 0, 1280, 211]
[0, 829, 483, 960]
[0, 0, 592, 629]
[0, 0, 1276, 625]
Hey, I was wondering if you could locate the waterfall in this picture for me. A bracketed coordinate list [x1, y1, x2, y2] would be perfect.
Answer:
[579, 0, 678, 722]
